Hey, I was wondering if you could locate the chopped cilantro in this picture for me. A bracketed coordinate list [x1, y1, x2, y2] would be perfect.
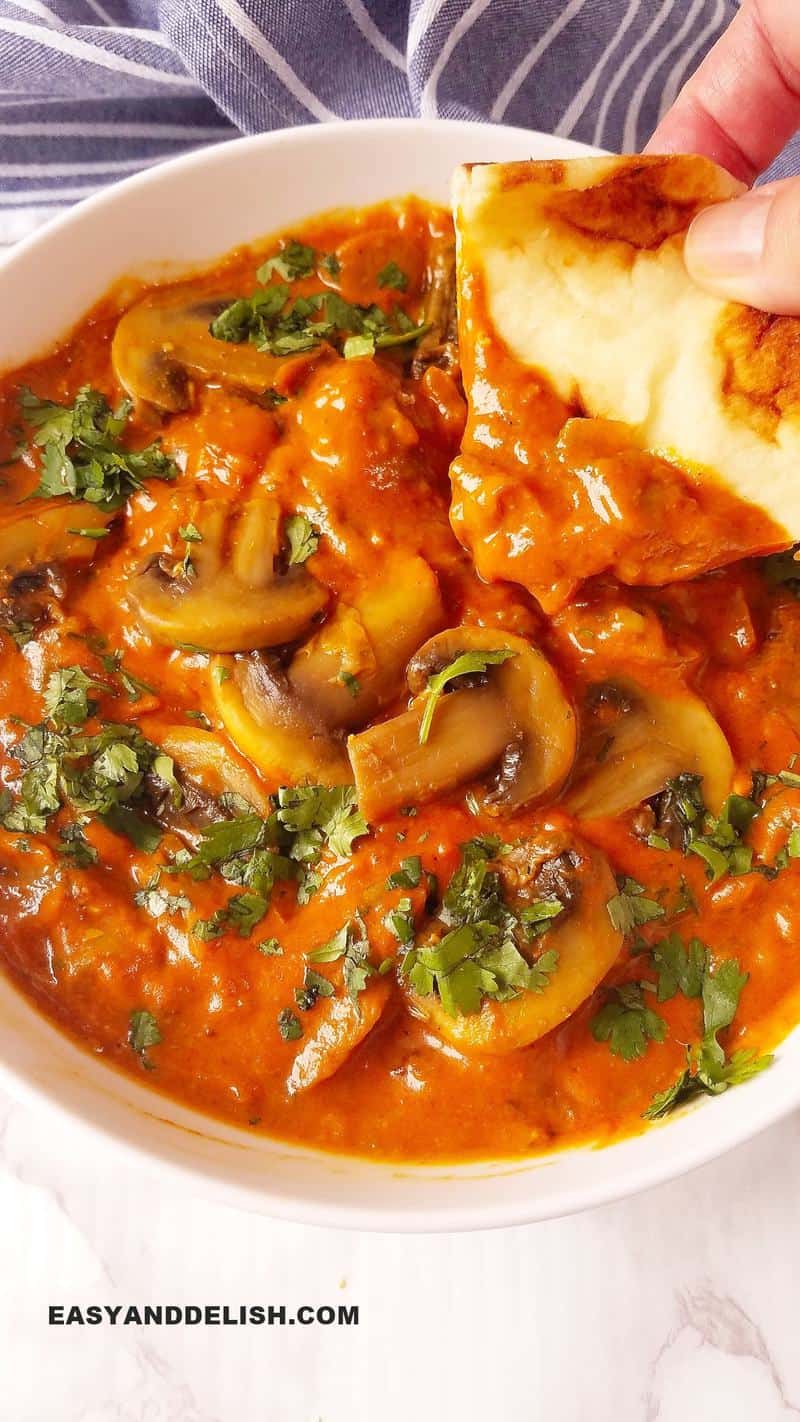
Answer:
[257, 938, 283, 956]
[128, 1008, 161, 1067]
[386, 855, 422, 890]
[20, 385, 175, 510]
[418, 648, 515, 745]
[651, 932, 707, 1001]
[193, 891, 268, 940]
[285, 513, 320, 565]
[606, 877, 665, 935]
[58, 822, 98, 868]
[377, 260, 408, 291]
[385, 895, 414, 944]
[295, 966, 335, 1011]
[275, 784, 368, 861]
[590, 983, 667, 1061]
[257, 240, 316, 282]
[644, 953, 770, 1118]
[133, 871, 191, 919]
[278, 1008, 303, 1042]
[67, 526, 110, 540]
[308, 915, 375, 1006]
[339, 671, 360, 698]
[43, 665, 105, 728]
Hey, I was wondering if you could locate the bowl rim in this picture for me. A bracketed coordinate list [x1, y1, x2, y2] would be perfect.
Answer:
[0, 115, 795, 1232]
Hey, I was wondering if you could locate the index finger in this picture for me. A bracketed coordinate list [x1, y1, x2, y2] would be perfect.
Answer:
[644, 0, 800, 183]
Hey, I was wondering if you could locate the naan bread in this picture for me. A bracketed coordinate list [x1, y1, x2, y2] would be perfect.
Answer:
[451, 155, 800, 607]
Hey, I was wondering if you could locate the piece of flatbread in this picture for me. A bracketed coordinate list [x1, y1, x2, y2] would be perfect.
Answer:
[450, 154, 800, 610]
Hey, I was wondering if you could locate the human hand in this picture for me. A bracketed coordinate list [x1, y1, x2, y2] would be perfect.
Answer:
[646, 0, 800, 314]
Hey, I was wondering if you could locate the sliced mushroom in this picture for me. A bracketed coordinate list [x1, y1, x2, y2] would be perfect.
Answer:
[287, 979, 392, 1093]
[0, 502, 114, 583]
[157, 725, 272, 814]
[211, 652, 352, 788]
[287, 553, 444, 730]
[348, 628, 576, 822]
[407, 830, 622, 1055]
[411, 233, 458, 375]
[111, 290, 297, 412]
[565, 677, 734, 820]
[129, 498, 328, 652]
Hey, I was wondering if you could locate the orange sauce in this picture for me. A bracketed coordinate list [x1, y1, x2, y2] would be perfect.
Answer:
[0, 197, 799, 1163]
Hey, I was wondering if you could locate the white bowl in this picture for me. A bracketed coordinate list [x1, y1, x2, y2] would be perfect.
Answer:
[0, 118, 796, 1231]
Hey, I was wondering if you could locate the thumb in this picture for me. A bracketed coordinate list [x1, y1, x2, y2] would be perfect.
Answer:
[683, 176, 800, 315]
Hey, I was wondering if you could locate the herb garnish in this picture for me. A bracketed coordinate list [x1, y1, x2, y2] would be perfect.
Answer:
[377, 261, 408, 291]
[210, 284, 429, 361]
[590, 983, 667, 1061]
[19, 386, 176, 509]
[418, 648, 515, 745]
[308, 914, 375, 1006]
[285, 514, 320, 565]
[278, 1008, 303, 1042]
[398, 838, 563, 1017]
[605, 877, 665, 935]
[644, 947, 771, 1117]
[128, 1008, 161, 1067]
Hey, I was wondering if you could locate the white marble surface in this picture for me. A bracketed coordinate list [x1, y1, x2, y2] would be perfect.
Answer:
[2, 1085, 800, 1421]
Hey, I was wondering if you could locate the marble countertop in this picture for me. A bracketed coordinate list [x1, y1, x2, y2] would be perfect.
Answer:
[2, 1083, 800, 1421]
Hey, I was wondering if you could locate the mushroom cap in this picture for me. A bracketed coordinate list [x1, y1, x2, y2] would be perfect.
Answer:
[212, 652, 352, 789]
[0, 501, 114, 582]
[565, 675, 734, 819]
[287, 552, 444, 731]
[111, 290, 294, 412]
[407, 828, 622, 1054]
[128, 498, 328, 653]
[407, 626, 577, 812]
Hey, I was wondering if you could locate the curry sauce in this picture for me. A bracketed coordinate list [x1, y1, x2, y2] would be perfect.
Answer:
[0, 196, 798, 1163]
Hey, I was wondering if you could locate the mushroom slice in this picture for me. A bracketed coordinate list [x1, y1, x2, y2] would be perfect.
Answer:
[157, 725, 271, 814]
[565, 677, 734, 820]
[211, 652, 352, 788]
[287, 553, 444, 730]
[0, 501, 114, 582]
[111, 290, 294, 412]
[287, 979, 392, 1094]
[349, 686, 511, 821]
[407, 629, 576, 814]
[348, 627, 576, 823]
[407, 831, 622, 1055]
[129, 497, 328, 652]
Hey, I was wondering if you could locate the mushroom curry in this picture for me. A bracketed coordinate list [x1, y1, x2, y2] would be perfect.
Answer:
[2, 169, 800, 1163]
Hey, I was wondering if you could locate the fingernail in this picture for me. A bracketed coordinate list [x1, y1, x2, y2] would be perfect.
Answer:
[685, 192, 773, 280]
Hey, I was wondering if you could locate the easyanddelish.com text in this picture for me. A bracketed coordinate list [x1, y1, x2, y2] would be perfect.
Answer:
[48, 1303, 359, 1327]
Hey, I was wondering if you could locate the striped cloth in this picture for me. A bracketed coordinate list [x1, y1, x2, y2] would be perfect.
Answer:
[0, 0, 798, 245]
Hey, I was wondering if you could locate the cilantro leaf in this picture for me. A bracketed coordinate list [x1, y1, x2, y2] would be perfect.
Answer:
[590, 983, 667, 1061]
[377, 260, 408, 291]
[295, 966, 335, 1012]
[285, 513, 320, 565]
[308, 915, 375, 1007]
[133, 872, 191, 919]
[278, 1008, 303, 1041]
[21, 386, 176, 510]
[606, 878, 665, 935]
[386, 855, 422, 890]
[275, 785, 368, 862]
[257, 240, 316, 282]
[651, 932, 707, 1002]
[43, 666, 105, 728]
[193, 891, 268, 940]
[418, 648, 516, 745]
[128, 1008, 161, 1066]
[702, 957, 748, 1036]
[58, 822, 98, 868]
